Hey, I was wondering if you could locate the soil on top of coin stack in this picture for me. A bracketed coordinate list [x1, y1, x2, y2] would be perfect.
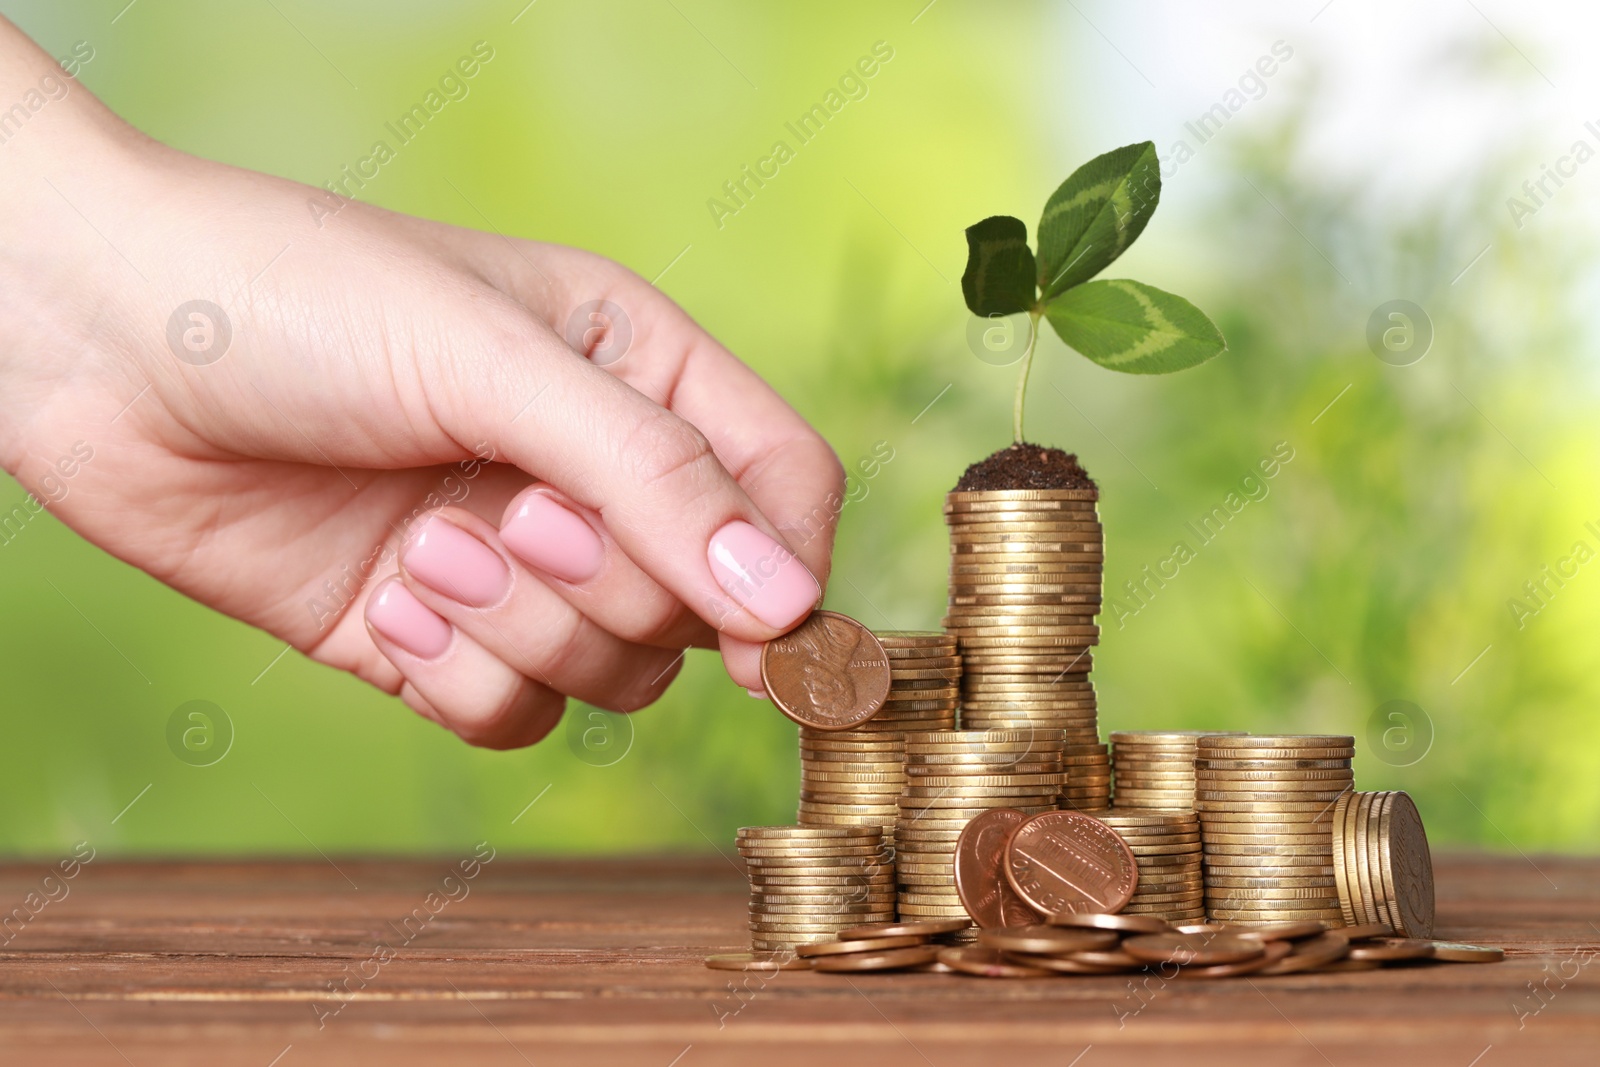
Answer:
[953, 443, 1097, 492]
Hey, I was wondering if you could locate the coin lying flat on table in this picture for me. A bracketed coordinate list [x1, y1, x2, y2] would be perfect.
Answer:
[704, 952, 813, 971]
[760, 611, 891, 731]
[809, 945, 941, 973]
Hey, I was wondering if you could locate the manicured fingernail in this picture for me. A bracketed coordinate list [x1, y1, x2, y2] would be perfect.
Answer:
[500, 492, 604, 583]
[706, 520, 820, 630]
[402, 515, 510, 607]
[747, 688, 768, 699]
[366, 579, 452, 659]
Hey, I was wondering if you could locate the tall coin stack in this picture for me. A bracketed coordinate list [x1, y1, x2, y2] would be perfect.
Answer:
[796, 632, 958, 848]
[1194, 734, 1354, 924]
[737, 826, 895, 952]
[1110, 730, 1247, 810]
[1094, 811, 1206, 922]
[943, 487, 1104, 806]
[896, 730, 1063, 924]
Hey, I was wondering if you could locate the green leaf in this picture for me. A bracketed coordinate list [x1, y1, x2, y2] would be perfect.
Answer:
[1043, 279, 1226, 374]
[1035, 142, 1161, 300]
[961, 215, 1037, 317]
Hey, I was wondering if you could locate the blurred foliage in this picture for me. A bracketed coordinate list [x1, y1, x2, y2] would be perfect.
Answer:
[0, 0, 1594, 857]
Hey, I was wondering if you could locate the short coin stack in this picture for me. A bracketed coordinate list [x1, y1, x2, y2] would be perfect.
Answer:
[1059, 740, 1112, 813]
[862, 631, 961, 736]
[796, 733, 905, 847]
[1111, 730, 1247, 810]
[737, 826, 895, 952]
[897, 730, 1063, 924]
[943, 488, 1102, 748]
[1333, 790, 1436, 936]
[1195, 735, 1353, 924]
[1095, 811, 1205, 922]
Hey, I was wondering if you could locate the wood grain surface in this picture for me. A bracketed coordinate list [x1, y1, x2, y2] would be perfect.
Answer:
[0, 852, 1594, 1065]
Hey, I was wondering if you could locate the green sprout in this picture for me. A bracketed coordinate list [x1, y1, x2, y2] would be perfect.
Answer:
[960, 141, 1227, 442]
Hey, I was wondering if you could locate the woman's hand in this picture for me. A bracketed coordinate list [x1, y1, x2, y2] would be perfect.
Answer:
[0, 22, 844, 748]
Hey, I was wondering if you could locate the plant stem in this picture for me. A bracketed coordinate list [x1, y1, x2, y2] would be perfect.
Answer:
[1013, 309, 1042, 444]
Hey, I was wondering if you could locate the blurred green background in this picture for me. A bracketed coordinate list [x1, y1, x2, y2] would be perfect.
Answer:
[2, 0, 1595, 856]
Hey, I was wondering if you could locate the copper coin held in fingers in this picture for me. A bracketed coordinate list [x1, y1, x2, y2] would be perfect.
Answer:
[1003, 812, 1138, 916]
[954, 808, 1043, 929]
[761, 611, 892, 731]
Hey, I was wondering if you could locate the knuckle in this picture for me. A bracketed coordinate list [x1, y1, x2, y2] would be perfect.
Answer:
[622, 412, 720, 497]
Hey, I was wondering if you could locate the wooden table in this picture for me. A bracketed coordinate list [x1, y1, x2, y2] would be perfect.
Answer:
[0, 853, 1594, 1065]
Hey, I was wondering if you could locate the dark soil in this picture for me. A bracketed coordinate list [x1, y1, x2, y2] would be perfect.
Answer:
[953, 443, 1097, 492]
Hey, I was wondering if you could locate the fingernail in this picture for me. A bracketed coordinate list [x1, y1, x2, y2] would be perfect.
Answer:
[500, 492, 604, 583]
[706, 520, 820, 630]
[366, 579, 452, 659]
[747, 688, 767, 700]
[401, 515, 510, 607]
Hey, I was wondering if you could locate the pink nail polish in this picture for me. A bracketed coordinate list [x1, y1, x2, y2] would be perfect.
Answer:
[500, 492, 604, 583]
[706, 520, 820, 630]
[366, 579, 452, 659]
[402, 516, 510, 607]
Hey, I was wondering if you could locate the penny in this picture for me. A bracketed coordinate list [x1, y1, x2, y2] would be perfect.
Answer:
[1048, 911, 1170, 934]
[837, 919, 971, 940]
[1003, 952, 1134, 975]
[1309, 958, 1383, 972]
[977, 925, 1120, 954]
[808, 945, 941, 972]
[1425, 941, 1504, 963]
[1003, 811, 1138, 917]
[952, 808, 1040, 929]
[1171, 939, 1294, 978]
[1346, 937, 1436, 962]
[794, 935, 926, 957]
[703, 952, 813, 972]
[1228, 920, 1328, 941]
[760, 611, 891, 731]
[936, 946, 1055, 978]
[1254, 931, 1351, 974]
[1121, 932, 1265, 966]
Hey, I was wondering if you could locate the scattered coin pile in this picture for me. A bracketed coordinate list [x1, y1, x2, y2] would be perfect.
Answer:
[1110, 730, 1247, 810]
[1333, 790, 1436, 935]
[896, 730, 1063, 925]
[709, 912, 1503, 976]
[1095, 811, 1205, 922]
[944, 488, 1108, 809]
[1195, 734, 1353, 924]
[736, 826, 895, 953]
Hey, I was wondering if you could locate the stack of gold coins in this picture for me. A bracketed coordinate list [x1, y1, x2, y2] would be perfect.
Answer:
[859, 631, 961, 735]
[1110, 730, 1248, 810]
[796, 734, 905, 846]
[737, 826, 896, 952]
[896, 730, 1063, 923]
[944, 487, 1104, 805]
[1195, 735, 1354, 924]
[1095, 811, 1205, 921]
[1332, 790, 1436, 936]
[1059, 741, 1112, 813]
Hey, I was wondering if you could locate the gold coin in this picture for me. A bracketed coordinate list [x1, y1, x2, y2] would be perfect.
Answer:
[1196, 757, 1353, 770]
[1198, 808, 1336, 822]
[704, 952, 812, 972]
[737, 826, 882, 839]
[874, 631, 954, 646]
[946, 488, 1100, 502]
[1198, 734, 1355, 750]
